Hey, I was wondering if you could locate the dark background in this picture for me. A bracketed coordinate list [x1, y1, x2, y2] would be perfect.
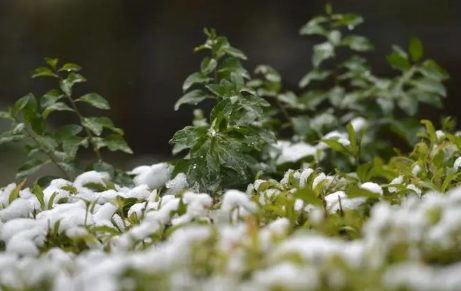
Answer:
[0, 0, 460, 185]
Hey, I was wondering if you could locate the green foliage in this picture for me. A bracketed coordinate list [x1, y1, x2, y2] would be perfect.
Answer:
[170, 28, 275, 193]
[0, 59, 132, 185]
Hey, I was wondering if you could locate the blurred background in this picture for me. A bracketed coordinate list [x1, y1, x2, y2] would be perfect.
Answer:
[0, 0, 460, 185]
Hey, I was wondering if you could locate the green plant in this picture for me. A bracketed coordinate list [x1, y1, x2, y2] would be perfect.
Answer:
[0, 58, 132, 185]
[170, 28, 275, 193]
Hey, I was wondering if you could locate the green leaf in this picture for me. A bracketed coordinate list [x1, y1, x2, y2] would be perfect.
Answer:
[312, 42, 334, 68]
[170, 126, 208, 155]
[206, 84, 228, 97]
[345, 185, 380, 199]
[223, 47, 247, 60]
[410, 78, 446, 97]
[59, 63, 82, 72]
[325, 3, 332, 14]
[31, 184, 46, 209]
[299, 16, 327, 36]
[76, 93, 110, 110]
[218, 57, 250, 79]
[31, 67, 58, 78]
[322, 139, 350, 156]
[182, 72, 210, 92]
[387, 48, 410, 71]
[14, 93, 35, 115]
[47, 192, 58, 209]
[0, 131, 26, 145]
[293, 187, 322, 206]
[82, 117, 122, 136]
[60, 73, 86, 96]
[419, 60, 449, 81]
[0, 110, 11, 120]
[54, 124, 83, 141]
[175, 90, 209, 111]
[341, 35, 373, 51]
[332, 14, 363, 29]
[347, 122, 358, 155]
[299, 69, 331, 88]
[200, 57, 218, 75]
[9, 179, 26, 204]
[409, 37, 423, 63]
[44, 58, 58, 70]
[41, 90, 63, 108]
[17, 159, 50, 178]
[42, 102, 74, 119]
[421, 119, 437, 143]
[101, 134, 133, 154]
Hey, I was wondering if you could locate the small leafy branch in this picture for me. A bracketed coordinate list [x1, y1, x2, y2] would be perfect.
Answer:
[170, 28, 275, 193]
[0, 58, 132, 183]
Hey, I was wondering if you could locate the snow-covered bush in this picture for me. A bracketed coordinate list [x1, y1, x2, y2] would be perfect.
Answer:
[0, 3, 457, 291]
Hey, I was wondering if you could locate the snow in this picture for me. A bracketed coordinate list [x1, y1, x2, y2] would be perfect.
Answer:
[350, 116, 368, 132]
[0, 198, 33, 221]
[221, 190, 258, 214]
[275, 141, 318, 165]
[389, 175, 404, 193]
[131, 163, 173, 189]
[412, 164, 422, 176]
[360, 182, 383, 195]
[454, 157, 461, 171]
[74, 171, 110, 188]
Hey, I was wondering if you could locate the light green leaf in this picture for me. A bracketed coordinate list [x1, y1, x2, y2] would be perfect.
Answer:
[419, 60, 449, 81]
[206, 84, 228, 97]
[223, 47, 247, 60]
[76, 93, 110, 110]
[409, 37, 423, 62]
[410, 78, 446, 97]
[54, 124, 83, 141]
[59, 63, 82, 72]
[82, 117, 122, 136]
[299, 16, 327, 36]
[44, 58, 58, 70]
[31, 67, 58, 78]
[102, 134, 133, 154]
[332, 14, 363, 29]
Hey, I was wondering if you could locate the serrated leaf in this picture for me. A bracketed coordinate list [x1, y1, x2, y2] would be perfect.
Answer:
[200, 57, 218, 74]
[59, 63, 82, 72]
[31, 67, 58, 78]
[182, 72, 210, 92]
[313, 42, 334, 68]
[341, 35, 373, 51]
[42, 102, 74, 119]
[409, 37, 423, 63]
[175, 90, 209, 111]
[76, 93, 110, 110]
[419, 60, 449, 81]
[170, 126, 208, 155]
[17, 159, 50, 178]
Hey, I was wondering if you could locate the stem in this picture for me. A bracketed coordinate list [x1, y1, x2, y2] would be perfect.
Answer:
[275, 97, 295, 132]
[65, 92, 103, 162]
[13, 116, 71, 180]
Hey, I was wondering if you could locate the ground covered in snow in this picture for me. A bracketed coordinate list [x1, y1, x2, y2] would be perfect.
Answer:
[1, 154, 461, 291]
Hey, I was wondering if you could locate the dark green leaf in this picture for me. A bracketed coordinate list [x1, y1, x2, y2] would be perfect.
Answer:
[387, 48, 410, 71]
[409, 37, 423, 63]
[218, 57, 250, 79]
[0, 110, 11, 120]
[14, 93, 34, 115]
[82, 117, 122, 136]
[299, 16, 327, 36]
[170, 126, 208, 155]
[206, 84, 228, 97]
[410, 78, 446, 97]
[76, 93, 110, 110]
[42, 102, 74, 119]
[175, 90, 209, 111]
[332, 14, 363, 29]
[31, 67, 58, 78]
[54, 125, 83, 141]
[419, 60, 449, 81]
[182, 72, 210, 92]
